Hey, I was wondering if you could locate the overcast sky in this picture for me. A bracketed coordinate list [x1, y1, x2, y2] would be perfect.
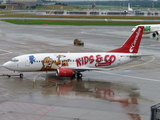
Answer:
[57, 0, 128, 1]
[12, 0, 159, 2]
[56, 0, 158, 1]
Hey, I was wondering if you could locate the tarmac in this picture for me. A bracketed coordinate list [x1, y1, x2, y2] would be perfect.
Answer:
[0, 21, 160, 120]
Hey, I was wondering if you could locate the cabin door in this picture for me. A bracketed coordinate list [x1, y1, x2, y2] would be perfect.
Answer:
[25, 57, 30, 66]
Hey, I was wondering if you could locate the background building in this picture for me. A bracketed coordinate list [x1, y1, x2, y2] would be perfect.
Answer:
[0, 0, 43, 8]
[5, 3, 25, 9]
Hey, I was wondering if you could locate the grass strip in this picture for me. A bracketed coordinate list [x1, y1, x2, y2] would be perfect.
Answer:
[1, 14, 160, 20]
[2, 19, 160, 26]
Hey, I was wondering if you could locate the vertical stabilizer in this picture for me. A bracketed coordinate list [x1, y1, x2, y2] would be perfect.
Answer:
[128, 3, 130, 10]
[108, 26, 144, 53]
[128, 3, 133, 11]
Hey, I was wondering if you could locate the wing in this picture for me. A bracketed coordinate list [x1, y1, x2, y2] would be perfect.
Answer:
[60, 66, 113, 72]
[123, 53, 152, 57]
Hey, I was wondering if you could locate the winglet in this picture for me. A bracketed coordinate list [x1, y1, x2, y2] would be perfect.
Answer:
[108, 26, 144, 53]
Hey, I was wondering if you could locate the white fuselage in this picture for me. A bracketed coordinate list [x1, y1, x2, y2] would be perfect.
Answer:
[132, 24, 160, 34]
[3, 52, 140, 72]
[3, 26, 144, 75]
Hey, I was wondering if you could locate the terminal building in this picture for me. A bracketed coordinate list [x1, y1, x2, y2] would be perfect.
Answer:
[5, 3, 25, 9]
[0, 0, 44, 9]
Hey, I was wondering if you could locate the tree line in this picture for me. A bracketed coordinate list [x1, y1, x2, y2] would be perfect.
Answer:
[58, 1, 160, 8]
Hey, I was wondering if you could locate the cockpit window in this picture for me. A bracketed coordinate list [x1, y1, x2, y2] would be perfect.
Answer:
[11, 58, 19, 62]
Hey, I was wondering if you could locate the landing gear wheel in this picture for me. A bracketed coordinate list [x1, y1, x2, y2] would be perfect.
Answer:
[77, 77, 82, 81]
[77, 73, 83, 78]
[19, 74, 23, 78]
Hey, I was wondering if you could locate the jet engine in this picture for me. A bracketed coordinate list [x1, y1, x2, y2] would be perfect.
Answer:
[152, 31, 159, 40]
[56, 68, 75, 77]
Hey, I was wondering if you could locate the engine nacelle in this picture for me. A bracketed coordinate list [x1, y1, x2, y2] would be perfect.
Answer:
[56, 68, 74, 77]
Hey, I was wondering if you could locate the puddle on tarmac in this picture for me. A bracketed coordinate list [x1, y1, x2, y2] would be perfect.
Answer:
[41, 74, 140, 102]
[40, 74, 143, 120]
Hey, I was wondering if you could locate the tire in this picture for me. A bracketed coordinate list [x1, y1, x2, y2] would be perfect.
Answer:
[77, 73, 83, 78]
[77, 78, 82, 81]
[19, 74, 23, 78]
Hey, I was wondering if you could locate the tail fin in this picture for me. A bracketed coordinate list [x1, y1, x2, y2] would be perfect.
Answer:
[108, 26, 144, 53]
[128, 3, 130, 10]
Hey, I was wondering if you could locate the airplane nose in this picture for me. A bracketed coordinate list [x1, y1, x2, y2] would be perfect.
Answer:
[3, 62, 10, 69]
[3, 61, 18, 71]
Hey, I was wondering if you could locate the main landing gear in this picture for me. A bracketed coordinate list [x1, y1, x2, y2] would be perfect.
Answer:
[71, 72, 83, 79]
[77, 72, 83, 78]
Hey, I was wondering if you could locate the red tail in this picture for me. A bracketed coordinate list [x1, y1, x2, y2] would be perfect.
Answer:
[108, 26, 144, 53]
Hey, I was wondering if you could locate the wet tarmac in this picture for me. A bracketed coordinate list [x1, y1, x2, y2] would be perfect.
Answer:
[0, 21, 160, 120]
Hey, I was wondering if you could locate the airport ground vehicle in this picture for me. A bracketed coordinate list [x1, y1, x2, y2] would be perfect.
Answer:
[74, 39, 84, 46]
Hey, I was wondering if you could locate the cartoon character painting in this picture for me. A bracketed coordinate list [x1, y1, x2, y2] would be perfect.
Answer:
[61, 60, 69, 66]
[40, 55, 69, 71]
[29, 55, 36, 64]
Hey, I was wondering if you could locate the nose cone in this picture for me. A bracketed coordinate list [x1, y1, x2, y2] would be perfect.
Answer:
[3, 61, 17, 71]
[3, 62, 10, 69]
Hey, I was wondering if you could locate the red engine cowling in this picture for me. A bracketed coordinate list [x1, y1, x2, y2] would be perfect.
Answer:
[56, 68, 74, 77]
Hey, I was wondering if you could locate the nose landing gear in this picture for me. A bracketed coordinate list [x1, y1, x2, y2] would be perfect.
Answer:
[19, 73, 23, 78]
[0, 73, 23, 78]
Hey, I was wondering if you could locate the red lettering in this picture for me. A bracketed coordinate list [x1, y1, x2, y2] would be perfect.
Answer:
[95, 55, 116, 67]
[96, 55, 103, 63]
[76, 58, 81, 67]
[89, 55, 94, 64]
[76, 54, 117, 67]
[76, 56, 91, 67]
[110, 55, 116, 63]
[84, 56, 89, 65]
[104, 55, 110, 61]
[104, 55, 116, 63]
[81, 57, 84, 65]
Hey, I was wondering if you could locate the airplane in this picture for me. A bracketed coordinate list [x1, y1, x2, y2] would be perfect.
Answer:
[132, 24, 160, 37]
[122, 3, 133, 13]
[127, 3, 133, 12]
[3, 26, 145, 79]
